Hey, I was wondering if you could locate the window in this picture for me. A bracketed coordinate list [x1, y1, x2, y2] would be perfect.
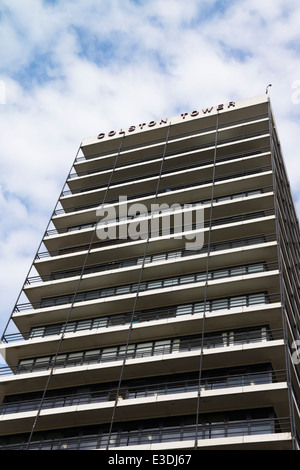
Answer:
[35, 356, 51, 371]
[100, 347, 117, 362]
[18, 359, 34, 374]
[176, 304, 193, 316]
[136, 342, 153, 358]
[154, 340, 171, 355]
[84, 349, 100, 364]
[76, 320, 93, 331]
[29, 327, 45, 338]
[118, 344, 135, 360]
[211, 298, 229, 311]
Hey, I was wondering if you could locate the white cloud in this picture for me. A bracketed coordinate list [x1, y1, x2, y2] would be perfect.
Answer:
[1, 0, 300, 340]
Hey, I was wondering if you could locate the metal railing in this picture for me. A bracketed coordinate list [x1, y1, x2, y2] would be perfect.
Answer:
[4, 291, 282, 343]
[66, 143, 269, 187]
[0, 327, 284, 377]
[45, 195, 274, 243]
[36, 213, 276, 259]
[15, 261, 277, 313]
[26, 233, 274, 285]
[69, 148, 270, 185]
[0, 369, 286, 416]
[55, 173, 271, 217]
[59, 161, 272, 203]
[0, 416, 290, 450]
[74, 113, 269, 163]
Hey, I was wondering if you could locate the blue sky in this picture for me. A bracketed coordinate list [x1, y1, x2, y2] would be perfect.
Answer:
[0, 0, 300, 352]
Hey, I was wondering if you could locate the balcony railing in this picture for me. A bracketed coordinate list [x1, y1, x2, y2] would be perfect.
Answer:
[0, 416, 290, 450]
[66, 145, 268, 195]
[0, 369, 286, 416]
[60, 162, 272, 202]
[44, 205, 274, 249]
[26, 233, 273, 285]
[68, 147, 269, 186]
[15, 262, 277, 312]
[0, 327, 284, 377]
[74, 113, 269, 162]
[36, 208, 275, 260]
[5, 291, 281, 343]
[54, 177, 271, 218]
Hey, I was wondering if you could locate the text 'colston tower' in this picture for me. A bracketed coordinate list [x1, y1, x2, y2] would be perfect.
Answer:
[1, 95, 300, 450]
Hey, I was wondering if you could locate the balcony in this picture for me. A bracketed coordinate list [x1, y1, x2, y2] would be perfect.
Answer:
[3, 291, 284, 370]
[41, 198, 276, 260]
[28, 233, 275, 285]
[66, 129, 270, 196]
[0, 326, 285, 381]
[58, 153, 273, 219]
[0, 415, 292, 450]
[73, 114, 269, 174]
[14, 261, 280, 326]
[24, 234, 278, 304]
[0, 369, 289, 436]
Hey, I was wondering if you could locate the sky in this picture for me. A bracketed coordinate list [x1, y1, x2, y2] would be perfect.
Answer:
[0, 0, 300, 349]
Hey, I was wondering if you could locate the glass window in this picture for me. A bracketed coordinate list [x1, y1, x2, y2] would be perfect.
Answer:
[54, 354, 67, 368]
[140, 429, 160, 444]
[136, 342, 153, 358]
[211, 298, 228, 311]
[163, 278, 177, 287]
[35, 356, 51, 371]
[152, 254, 166, 262]
[161, 427, 181, 443]
[85, 291, 99, 301]
[79, 437, 99, 450]
[228, 421, 248, 437]
[116, 285, 131, 295]
[123, 258, 138, 267]
[64, 322, 76, 333]
[84, 349, 101, 364]
[40, 298, 55, 308]
[93, 317, 108, 328]
[66, 352, 82, 366]
[230, 266, 246, 276]
[118, 344, 135, 359]
[101, 347, 117, 362]
[148, 280, 163, 290]
[101, 288, 115, 297]
[250, 420, 273, 435]
[176, 304, 193, 316]
[167, 251, 181, 259]
[247, 264, 265, 273]
[131, 283, 142, 293]
[193, 303, 205, 314]
[76, 320, 92, 331]
[248, 293, 267, 305]
[18, 359, 34, 374]
[213, 269, 229, 279]
[229, 296, 247, 308]
[154, 340, 171, 355]
[29, 327, 45, 338]
[180, 275, 195, 285]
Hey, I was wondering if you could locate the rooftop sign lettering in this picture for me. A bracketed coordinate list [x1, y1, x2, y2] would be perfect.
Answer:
[97, 101, 236, 140]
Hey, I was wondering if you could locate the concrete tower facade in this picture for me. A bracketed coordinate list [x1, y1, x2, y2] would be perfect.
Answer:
[0, 95, 300, 450]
